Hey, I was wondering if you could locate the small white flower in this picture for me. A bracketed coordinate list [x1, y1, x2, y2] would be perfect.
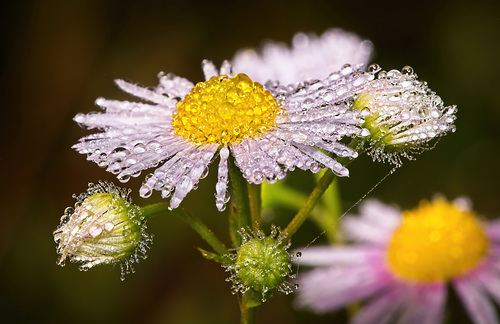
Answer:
[232, 28, 373, 84]
[73, 61, 373, 211]
[353, 66, 457, 165]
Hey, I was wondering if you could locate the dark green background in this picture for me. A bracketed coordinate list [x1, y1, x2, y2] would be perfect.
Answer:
[1, 0, 499, 323]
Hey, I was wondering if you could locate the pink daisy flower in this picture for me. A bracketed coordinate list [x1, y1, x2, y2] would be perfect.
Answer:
[296, 198, 500, 324]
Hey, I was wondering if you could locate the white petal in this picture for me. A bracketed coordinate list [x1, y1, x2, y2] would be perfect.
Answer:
[219, 60, 232, 76]
[114, 79, 173, 105]
[215, 145, 230, 211]
[231, 139, 285, 184]
[358, 199, 402, 231]
[342, 216, 394, 245]
[202, 60, 218, 80]
[158, 74, 194, 98]
[232, 28, 373, 84]
[293, 143, 349, 177]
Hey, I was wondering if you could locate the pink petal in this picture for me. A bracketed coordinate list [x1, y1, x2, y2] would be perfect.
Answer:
[342, 216, 393, 245]
[351, 283, 406, 324]
[453, 276, 499, 324]
[296, 262, 392, 313]
[397, 283, 446, 324]
[295, 246, 383, 267]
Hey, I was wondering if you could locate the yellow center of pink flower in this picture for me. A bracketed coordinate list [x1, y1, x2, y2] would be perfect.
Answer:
[172, 73, 280, 146]
[387, 198, 489, 281]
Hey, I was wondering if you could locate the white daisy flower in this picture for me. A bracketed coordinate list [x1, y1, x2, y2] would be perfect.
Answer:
[232, 28, 373, 84]
[73, 61, 373, 211]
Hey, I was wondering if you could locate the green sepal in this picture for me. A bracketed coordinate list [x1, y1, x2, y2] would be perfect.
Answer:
[242, 289, 266, 309]
[196, 247, 232, 265]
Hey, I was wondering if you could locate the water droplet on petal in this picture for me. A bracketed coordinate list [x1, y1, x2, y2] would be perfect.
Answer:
[133, 143, 146, 154]
[104, 222, 114, 231]
[402, 65, 414, 75]
[118, 174, 131, 183]
[368, 63, 381, 73]
[140, 187, 153, 198]
[89, 226, 103, 237]
[341, 64, 353, 75]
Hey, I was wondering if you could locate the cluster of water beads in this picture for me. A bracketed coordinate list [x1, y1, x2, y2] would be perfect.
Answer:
[223, 225, 299, 301]
[53, 181, 152, 280]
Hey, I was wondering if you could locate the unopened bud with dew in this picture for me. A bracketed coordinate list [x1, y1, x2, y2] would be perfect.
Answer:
[353, 65, 457, 165]
[53, 181, 152, 279]
[224, 226, 296, 302]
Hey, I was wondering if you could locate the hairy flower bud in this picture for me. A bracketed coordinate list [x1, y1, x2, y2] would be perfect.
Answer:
[224, 226, 295, 301]
[53, 181, 152, 279]
[353, 65, 457, 165]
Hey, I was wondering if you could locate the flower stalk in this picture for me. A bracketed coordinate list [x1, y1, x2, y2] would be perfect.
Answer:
[142, 203, 230, 257]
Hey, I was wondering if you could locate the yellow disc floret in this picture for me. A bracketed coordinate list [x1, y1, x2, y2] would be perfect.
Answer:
[387, 198, 489, 282]
[172, 73, 281, 145]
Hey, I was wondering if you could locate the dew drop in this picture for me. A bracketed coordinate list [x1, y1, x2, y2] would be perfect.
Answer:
[402, 65, 414, 75]
[430, 109, 440, 118]
[118, 174, 131, 183]
[341, 64, 353, 75]
[60, 215, 70, 224]
[200, 167, 209, 179]
[89, 226, 103, 237]
[368, 63, 381, 73]
[295, 252, 302, 258]
[140, 187, 153, 198]
[133, 143, 146, 154]
[64, 207, 75, 216]
[360, 107, 371, 116]
[336, 85, 348, 96]
[360, 128, 371, 137]
[294, 284, 299, 289]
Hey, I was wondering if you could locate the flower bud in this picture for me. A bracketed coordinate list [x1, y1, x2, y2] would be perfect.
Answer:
[224, 226, 295, 301]
[353, 66, 457, 165]
[53, 181, 152, 279]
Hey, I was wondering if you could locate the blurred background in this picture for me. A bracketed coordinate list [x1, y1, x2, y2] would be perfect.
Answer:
[1, 0, 499, 323]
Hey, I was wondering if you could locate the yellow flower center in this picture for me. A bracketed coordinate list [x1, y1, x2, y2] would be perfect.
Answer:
[387, 198, 489, 282]
[172, 73, 281, 146]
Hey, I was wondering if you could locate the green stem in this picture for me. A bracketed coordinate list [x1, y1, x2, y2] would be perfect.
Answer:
[280, 169, 336, 241]
[247, 183, 261, 230]
[312, 171, 343, 244]
[228, 157, 253, 247]
[280, 138, 361, 242]
[141, 203, 229, 256]
[240, 293, 257, 324]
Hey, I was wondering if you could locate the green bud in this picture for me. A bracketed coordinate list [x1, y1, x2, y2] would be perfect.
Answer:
[353, 66, 456, 165]
[224, 226, 295, 301]
[53, 181, 152, 279]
